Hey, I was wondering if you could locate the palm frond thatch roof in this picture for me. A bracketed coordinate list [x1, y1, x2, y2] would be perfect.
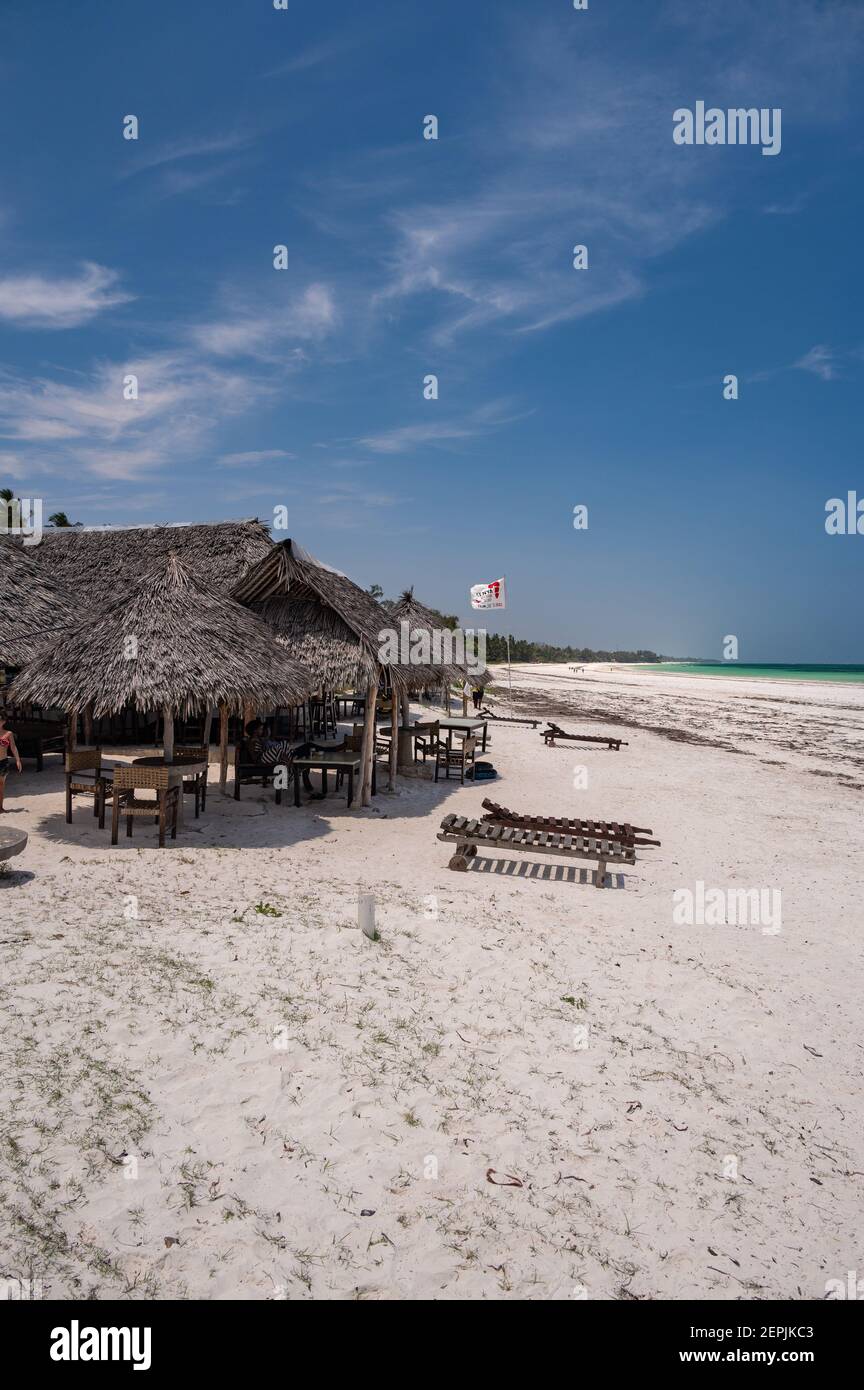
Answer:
[232, 539, 448, 692]
[0, 543, 78, 668]
[388, 587, 489, 686]
[9, 552, 315, 717]
[1, 518, 273, 598]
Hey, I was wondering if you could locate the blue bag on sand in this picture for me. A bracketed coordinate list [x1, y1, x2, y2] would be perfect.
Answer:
[472, 762, 497, 781]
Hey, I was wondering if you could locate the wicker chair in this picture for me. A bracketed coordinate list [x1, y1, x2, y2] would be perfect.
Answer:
[174, 745, 208, 817]
[434, 734, 477, 784]
[110, 766, 180, 847]
[65, 749, 112, 829]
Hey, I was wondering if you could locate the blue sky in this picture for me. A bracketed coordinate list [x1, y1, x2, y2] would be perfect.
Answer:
[0, 0, 862, 659]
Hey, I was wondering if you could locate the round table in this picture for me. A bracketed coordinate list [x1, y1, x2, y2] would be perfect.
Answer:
[0, 826, 28, 863]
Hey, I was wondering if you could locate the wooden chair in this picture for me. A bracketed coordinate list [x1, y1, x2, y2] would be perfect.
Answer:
[15, 719, 66, 772]
[309, 695, 337, 739]
[234, 739, 283, 803]
[352, 722, 389, 759]
[110, 766, 180, 847]
[413, 720, 440, 764]
[65, 749, 111, 829]
[434, 734, 477, 784]
[174, 745, 208, 817]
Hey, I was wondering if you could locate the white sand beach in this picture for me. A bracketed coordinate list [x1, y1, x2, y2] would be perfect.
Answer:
[1, 664, 862, 1301]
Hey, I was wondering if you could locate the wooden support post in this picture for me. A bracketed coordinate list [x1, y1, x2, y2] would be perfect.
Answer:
[202, 707, 213, 748]
[218, 703, 229, 793]
[163, 707, 175, 763]
[66, 710, 77, 752]
[388, 696, 399, 789]
[83, 702, 93, 747]
[359, 678, 378, 807]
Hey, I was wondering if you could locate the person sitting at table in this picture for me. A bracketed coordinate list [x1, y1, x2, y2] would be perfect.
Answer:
[244, 719, 306, 767]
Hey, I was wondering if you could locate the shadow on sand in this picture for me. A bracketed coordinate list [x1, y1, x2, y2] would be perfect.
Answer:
[20, 756, 494, 855]
[457, 855, 629, 888]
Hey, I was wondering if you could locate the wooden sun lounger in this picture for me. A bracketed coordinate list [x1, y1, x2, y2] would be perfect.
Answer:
[477, 708, 540, 728]
[437, 813, 635, 886]
[541, 722, 628, 750]
[480, 798, 660, 847]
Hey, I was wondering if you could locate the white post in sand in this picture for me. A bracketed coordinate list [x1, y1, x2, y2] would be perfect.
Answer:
[359, 893, 377, 940]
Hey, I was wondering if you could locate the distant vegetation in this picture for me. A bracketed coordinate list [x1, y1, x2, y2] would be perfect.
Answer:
[368, 586, 660, 662]
[482, 636, 662, 664]
[1, 488, 80, 527]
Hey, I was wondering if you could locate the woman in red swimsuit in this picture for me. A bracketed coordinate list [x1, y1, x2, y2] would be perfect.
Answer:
[0, 711, 23, 811]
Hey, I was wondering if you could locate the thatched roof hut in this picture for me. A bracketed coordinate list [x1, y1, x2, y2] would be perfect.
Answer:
[1, 519, 272, 600]
[0, 542, 77, 669]
[232, 539, 448, 694]
[387, 587, 489, 688]
[9, 552, 314, 718]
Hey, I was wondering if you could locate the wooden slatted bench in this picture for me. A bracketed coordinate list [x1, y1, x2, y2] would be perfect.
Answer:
[437, 813, 635, 886]
[478, 709, 540, 729]
[480, 798, 661, 847]
[541, 722, 627, 751]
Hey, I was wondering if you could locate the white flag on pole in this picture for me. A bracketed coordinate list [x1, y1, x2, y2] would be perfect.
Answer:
[470, 577, 506, 610]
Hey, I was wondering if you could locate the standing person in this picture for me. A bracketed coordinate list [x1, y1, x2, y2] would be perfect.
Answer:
[471, 684, 484, 711]
[0, 710, 23, 811]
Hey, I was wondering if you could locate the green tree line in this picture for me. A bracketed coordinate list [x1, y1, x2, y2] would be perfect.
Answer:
[481, 634, 662, 664]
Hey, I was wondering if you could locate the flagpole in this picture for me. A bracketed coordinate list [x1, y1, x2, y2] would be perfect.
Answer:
[503, 574, 512, 710]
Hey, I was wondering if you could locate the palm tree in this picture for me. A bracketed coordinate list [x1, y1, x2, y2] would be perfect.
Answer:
[1, 487, 15, 531]
[48, 511, 80, 527]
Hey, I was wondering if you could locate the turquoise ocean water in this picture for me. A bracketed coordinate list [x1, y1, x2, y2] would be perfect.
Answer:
[637, 663, 864, 684]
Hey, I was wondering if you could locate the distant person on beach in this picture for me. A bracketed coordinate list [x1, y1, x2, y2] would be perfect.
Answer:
[0, 710, 23, 811]
[471, 685, 484, 711]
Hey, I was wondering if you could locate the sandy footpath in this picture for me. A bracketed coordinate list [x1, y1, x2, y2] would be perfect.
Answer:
[0, 663, 862, 1300]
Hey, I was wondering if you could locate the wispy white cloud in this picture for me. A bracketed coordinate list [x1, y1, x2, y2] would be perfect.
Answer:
[337, 3, 863, 347]
[0, 353, 274, 482]
[0, 273, 341, 483]
[793, 345, 838, 381]
[265, 35, 357, 77]
[189, 284, 338, 360]
[214, 449, 295, 468]
[0, 450, 28, 479]
[120, 130, 252, 177]
[357, 400, 528, 455]
[0, 263, 132, 329]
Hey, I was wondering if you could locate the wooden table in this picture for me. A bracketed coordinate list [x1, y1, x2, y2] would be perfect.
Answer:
[291, 750, 375, 807]
[0, 826, 27, 862]
[438, 717, 488, 753]
[334, 694, 366, 719]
